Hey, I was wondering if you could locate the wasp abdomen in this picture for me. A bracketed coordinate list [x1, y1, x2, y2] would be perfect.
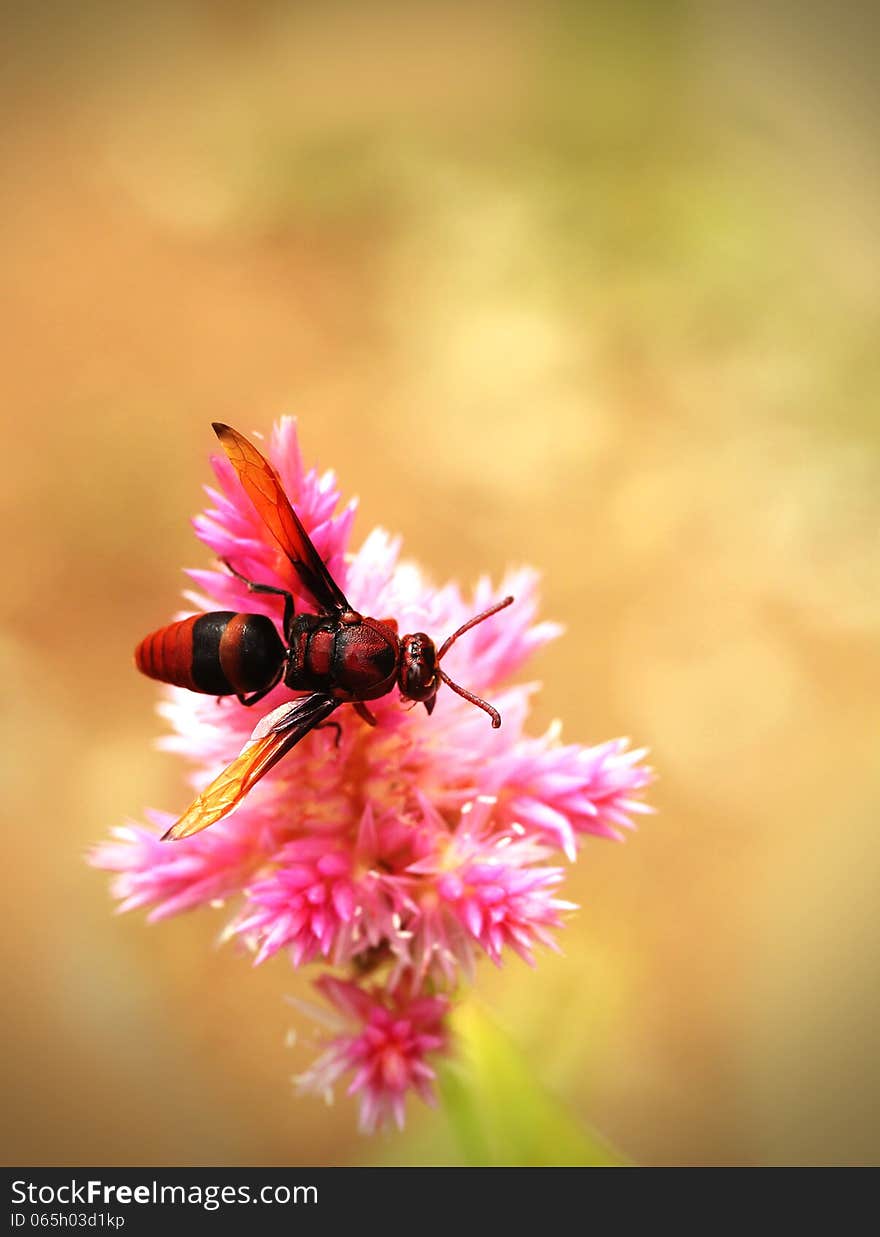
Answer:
[135, 612, 285, 696]
[136, 614, 202, 691]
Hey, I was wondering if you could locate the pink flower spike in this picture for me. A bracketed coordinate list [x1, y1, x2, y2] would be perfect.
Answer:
[499, 730, 654, 856]
[405, 797, 576, 970]
[295, 976, 450, 1132]
[92, 416, 654, 1134]
[90, 813, 259, 922]
[233, 837, 359, 966]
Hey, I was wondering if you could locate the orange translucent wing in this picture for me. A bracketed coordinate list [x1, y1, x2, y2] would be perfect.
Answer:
[162, 693, 339, 841]
[213, 422, 350, 614]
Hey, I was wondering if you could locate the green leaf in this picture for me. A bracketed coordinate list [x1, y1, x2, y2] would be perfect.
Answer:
[437, 1002, 628, 1166]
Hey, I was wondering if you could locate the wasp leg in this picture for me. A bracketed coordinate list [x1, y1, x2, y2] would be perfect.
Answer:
[315, 720, 343, 748]
[223, 559, 296, 640]
[235, 670, 284, 708]
[352, 701, 377, 727]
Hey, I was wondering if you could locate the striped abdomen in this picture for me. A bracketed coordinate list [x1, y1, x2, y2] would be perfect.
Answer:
[135, 612, 285, 697]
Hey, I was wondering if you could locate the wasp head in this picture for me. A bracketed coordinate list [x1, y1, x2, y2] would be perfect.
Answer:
[396, 596, 515, 727]
[398, 632, 439, 713]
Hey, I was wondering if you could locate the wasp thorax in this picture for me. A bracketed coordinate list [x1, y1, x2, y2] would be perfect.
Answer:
[398, 632, 438, 702]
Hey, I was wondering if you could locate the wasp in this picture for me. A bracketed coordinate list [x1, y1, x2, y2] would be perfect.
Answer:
[136, 424, 513, 841]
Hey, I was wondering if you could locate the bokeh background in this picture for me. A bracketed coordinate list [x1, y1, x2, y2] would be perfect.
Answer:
[3, 0, 879, 1167]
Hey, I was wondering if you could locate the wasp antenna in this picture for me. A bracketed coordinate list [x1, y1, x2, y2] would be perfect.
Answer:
[438, 668, 502, 728]
[437, 595, 514, 661]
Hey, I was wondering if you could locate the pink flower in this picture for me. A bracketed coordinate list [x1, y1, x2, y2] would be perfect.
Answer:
[404, 796, 576, 974]
[294, 976, 450, 1132]
[233, 836, 356, 966]
[91, 417, 653, 1131]
[499, 731, 654, 860]
[92, 812, 256, 921]
[230, 806, 414, 967]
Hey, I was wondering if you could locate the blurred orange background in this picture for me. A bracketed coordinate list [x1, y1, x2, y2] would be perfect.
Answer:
[3, 0, 880, 1167]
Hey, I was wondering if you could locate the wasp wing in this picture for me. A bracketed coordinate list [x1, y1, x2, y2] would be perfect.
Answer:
[213, 422, 351, 615]
[162, 693, 340, 841]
